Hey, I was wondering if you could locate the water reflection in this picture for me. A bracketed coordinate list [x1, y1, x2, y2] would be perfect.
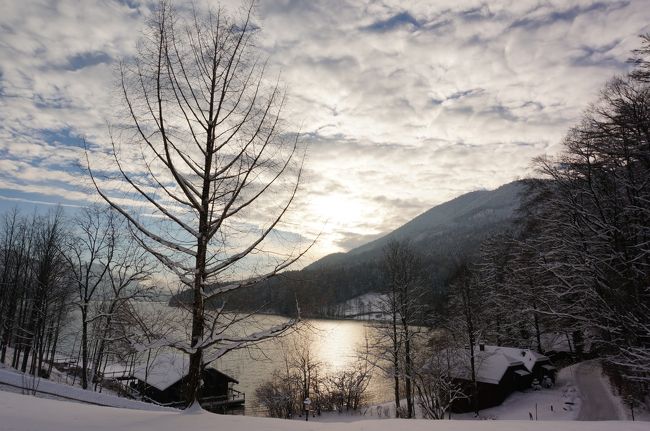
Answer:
[311, 319, 368, 372]
[213, 316, 389, 415]
[60, 305, 390, 415]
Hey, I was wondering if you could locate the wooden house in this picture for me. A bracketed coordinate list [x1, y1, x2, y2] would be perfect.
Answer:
[449, 345, 534, 413]
[130, 353, 244, 412]
[483, 345, 557, 383]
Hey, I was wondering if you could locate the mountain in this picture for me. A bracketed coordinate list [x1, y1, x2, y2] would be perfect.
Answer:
[171, 181, 525, 318]
[306, 180, 525, 271]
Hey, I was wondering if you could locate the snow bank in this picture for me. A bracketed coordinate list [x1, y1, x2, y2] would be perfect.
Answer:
[0, 390, 644, 431]
[0, 365, 170, 411]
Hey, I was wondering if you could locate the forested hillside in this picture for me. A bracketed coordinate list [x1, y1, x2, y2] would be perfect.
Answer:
[171, 181, 524, 318]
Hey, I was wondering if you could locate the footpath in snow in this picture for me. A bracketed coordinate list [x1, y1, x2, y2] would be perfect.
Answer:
[574, 360, 626, 420]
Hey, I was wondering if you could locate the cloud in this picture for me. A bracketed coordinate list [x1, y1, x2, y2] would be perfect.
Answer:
[362, 11, 421, 33]
[65, 51, 113, 71]
[508, 1, 621, 30]
[1, 0, 649, 263]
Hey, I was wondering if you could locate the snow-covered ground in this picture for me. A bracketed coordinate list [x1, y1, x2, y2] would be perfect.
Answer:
[292, 360, 648, 423]
[339, 292, 390, 320]
[453, 363, 581, 421]
[574, 360, 649, 422]
[0, 364, 171, 411]
[0, 358, 646, 430]
[574, 361, 624, 420]
[0, 389, 645, 431]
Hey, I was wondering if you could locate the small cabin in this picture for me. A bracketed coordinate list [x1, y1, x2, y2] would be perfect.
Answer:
[449, 345, 534, 412]
[130, 353, 244, 412]
[482, 345, 557, 383]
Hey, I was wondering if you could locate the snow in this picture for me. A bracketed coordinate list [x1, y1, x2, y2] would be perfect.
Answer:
[575, 361, 628, 421]
[339, 293, 390, 320]
[539, 331, 594, 354]
[132, 352, 238, 391]
[448, 348, 526, 384]
[476, 350, 525, 384]
[0, 360, 646, 430]
[446, 346, 554, 384]
[482, 346, 548, 373]
[454, 364, 581, 421]
[0, 364, 170, 411]
[0, 390, 645, 431]
[132, 352, 190, 391]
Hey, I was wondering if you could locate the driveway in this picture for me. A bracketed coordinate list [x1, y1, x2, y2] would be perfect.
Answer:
[574, 360, 623, 420]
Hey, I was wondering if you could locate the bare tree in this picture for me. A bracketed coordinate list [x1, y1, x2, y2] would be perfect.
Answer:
[89, 228, 154, 390]
[88, 1, 308, 406]
[0, 209, 72, 379]
[257, 334, 373, 417]
[64, 206, 117, 389]
[371, 240, 425, 418]
[445, 261, 487, 415]
[513, 34, 650, 402]
[412, 335, 464, 419]
[324, 338, 374, 413]
[0, 209, 30, 365]
[286, 334, 321, 415]
[255, 369, 299, 418]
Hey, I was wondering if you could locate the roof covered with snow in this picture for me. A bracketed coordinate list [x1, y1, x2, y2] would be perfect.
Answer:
[482, 346, 549, 372]
[448, 347, 533, 384]
[132, 352, 237, 392]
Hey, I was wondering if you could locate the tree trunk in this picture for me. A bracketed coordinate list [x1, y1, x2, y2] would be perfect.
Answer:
[47, 318, 60, 376]
[468, 329, 478, 415]
[404, 334, 413, 418]
[392, 310, 400, 418]
[81, 304, 89, 389]
[533, 308, 543, 354]
[186, 232, 207, 407]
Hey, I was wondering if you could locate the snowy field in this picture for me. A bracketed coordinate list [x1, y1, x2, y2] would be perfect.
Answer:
[0, 364, 170, 411]
[0, 390, 645, 431]
[1, 359, 647, 430]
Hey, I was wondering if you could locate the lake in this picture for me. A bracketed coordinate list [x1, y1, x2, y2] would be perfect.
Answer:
[211, 315, 393, 415]
[59, 304, 393, 415]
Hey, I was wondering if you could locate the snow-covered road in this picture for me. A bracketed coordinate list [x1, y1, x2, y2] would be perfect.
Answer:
[575, 361, 623, 421]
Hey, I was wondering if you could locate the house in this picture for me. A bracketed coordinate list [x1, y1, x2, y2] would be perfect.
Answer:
[130, 353, 244, 412]
[449, 344, 534, 412]
[482, 345, 557, 383]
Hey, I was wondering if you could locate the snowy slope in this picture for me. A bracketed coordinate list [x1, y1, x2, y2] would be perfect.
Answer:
[339, 292, 389, 319]
[0, 390, 645, 431]
[0, 365, 170, 411]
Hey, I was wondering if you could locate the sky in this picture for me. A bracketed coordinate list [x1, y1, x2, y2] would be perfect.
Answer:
[1, 0, 649, 263]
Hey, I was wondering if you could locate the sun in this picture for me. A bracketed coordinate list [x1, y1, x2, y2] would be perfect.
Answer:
[308, 193, 366, 232]
[301, 193, 371, 255]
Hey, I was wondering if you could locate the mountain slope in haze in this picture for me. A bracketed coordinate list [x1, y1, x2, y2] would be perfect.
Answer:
[307, 180, 525, 271]
[172, 181, 525, 318]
